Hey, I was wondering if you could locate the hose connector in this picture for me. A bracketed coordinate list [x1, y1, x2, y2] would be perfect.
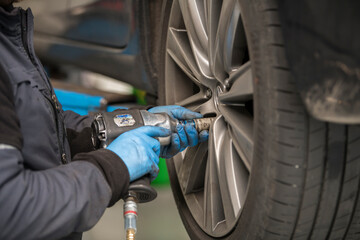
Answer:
[124, 197, 137, 240]
[126, 228, 136, 240]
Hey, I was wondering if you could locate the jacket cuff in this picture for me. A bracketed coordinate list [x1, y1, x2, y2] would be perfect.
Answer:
[72, 149, 130, 207]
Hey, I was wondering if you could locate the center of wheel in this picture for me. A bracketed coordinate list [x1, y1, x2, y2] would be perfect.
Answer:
[206, 83, 227, 115]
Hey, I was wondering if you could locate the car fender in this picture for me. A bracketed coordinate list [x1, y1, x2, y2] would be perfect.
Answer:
[279, 0, 360, 124]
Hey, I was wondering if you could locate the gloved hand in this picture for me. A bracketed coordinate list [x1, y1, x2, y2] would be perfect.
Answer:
[148, 105, 209, 158]
[107, 126, 171, 182]
[148, 105, 203, 119]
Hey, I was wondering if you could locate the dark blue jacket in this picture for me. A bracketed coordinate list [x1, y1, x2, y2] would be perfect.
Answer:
[0, 6, 129, 240]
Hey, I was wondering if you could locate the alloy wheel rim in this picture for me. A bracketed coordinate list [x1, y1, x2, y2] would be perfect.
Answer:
[165, 0, 254, 237]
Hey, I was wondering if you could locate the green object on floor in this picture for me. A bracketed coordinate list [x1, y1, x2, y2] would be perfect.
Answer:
[133, 88, 147, 106]
[152, 158, 170, 185]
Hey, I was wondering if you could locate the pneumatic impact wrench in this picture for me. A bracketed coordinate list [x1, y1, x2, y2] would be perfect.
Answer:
[91, 109, 214, 240]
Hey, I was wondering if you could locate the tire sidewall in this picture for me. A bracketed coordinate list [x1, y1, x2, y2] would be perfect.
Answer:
[234, 0, 299, 238]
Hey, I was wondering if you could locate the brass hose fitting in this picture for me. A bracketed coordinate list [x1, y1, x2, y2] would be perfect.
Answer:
[126, 228, 136, 240]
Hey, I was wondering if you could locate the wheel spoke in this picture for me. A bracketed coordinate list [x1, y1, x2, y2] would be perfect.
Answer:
[223, 1, 246, 73]
[219, 62, 253, 104]
[175, 91, 208, 109]
[178, 143, 208, 194]
[195, 97, 216, 115]
[207, 0, 222, 78]
[203, 0, 209, 33]
[210, 1, 236, 82]
[167, 27, 202, 85]
[179, 0, 212, 78]
[186, 0, 208, 51]
[212, 117, 236, 224]
[204, 117, 226, 232]
[219, 105, 253, 171]
[218, 121, 249, 225]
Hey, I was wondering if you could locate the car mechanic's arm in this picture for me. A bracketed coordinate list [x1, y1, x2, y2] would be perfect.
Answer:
[0, 78, 129, 240]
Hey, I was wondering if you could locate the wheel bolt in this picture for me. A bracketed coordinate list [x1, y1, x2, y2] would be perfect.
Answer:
[224, 79, 230, 90]
[205, 89, 212, 99]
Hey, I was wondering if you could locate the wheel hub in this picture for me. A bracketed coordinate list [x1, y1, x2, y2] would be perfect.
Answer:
[200, 81, 229, 117]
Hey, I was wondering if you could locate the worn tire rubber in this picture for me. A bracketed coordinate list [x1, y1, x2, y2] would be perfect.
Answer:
[157, 0, 360, 239]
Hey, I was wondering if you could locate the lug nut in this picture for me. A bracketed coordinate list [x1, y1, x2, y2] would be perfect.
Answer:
[224, 79, 230, 90]
[217, 86, 224, 95]
[205, 89, 212, 99]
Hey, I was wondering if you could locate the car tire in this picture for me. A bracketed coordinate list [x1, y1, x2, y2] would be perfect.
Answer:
[156, 0, 360, 239]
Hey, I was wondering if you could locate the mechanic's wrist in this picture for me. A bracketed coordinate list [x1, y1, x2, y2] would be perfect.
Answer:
[72, 149, 130, 207]
[106, 147, 135, 181]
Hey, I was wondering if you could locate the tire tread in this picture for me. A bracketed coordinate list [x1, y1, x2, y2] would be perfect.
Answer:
[259, 2, 360, 240]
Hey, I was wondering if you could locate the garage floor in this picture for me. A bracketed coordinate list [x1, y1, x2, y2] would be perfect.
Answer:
[83, 187, 189, 240]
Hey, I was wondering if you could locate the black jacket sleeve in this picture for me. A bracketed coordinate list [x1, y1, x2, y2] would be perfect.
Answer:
[0, 75, 22, 149]
[63, 109, 92, 131]
[66, 127, 94, 157]
[73, 149, 130, 206]
[0, 76, 129, 239]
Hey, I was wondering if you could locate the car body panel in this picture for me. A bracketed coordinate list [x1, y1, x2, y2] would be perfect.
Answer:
[21, 0, 131, 48]
[17, 0, 157, 96]
[279, 0, 360, 123]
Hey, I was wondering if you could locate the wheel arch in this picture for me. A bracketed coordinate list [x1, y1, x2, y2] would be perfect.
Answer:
[278, 0, 360, 124]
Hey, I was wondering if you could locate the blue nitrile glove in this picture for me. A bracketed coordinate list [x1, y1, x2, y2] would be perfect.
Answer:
[148, 105, 209, 158]
[148, 105, 203, 119]
[107, 126, 171, 182]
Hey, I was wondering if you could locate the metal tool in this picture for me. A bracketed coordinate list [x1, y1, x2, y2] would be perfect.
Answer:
[91, 109, 214, 240]
[91, 109, 214, 148]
